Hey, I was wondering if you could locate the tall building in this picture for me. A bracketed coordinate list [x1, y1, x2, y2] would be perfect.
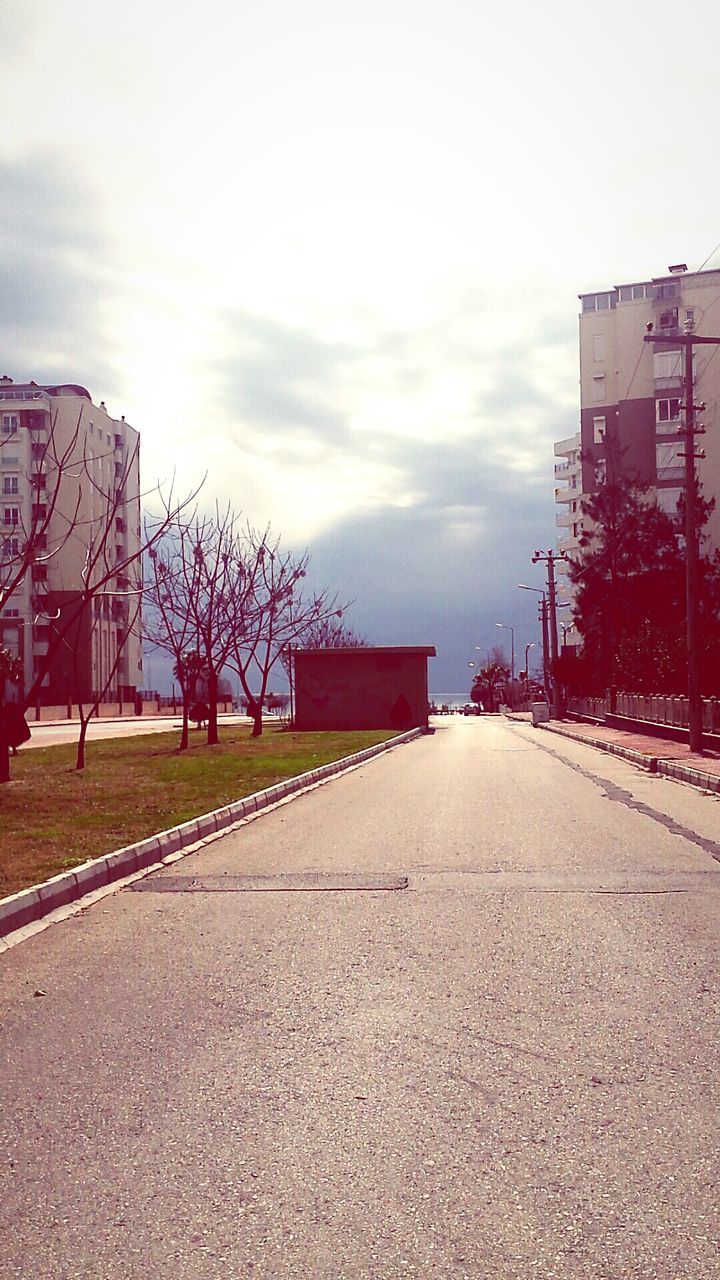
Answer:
[0, 379, 143, 703]
[577, 263, 720, 542]
[553, 430, 584, 606]
[554, 262, 720, 611]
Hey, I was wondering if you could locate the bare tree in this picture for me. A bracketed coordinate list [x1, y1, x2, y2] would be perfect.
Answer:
[150, 507, 253, 748]
[288, 615, 367, 650]
[0, 442, 202, 782]
[25, 441, 200, 705]
[144, 532, 205, 750]
[60, 595, 142, 770]
[227, 526, 345, 737]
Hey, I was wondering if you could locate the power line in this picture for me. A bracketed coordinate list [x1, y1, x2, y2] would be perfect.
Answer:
[696, 238, 720, 274]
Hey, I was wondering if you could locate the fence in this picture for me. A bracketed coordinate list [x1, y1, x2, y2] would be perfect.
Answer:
[567, 693, 720, 735]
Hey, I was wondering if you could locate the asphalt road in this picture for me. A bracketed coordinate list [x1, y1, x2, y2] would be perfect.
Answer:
[1, 716, 718, 1279]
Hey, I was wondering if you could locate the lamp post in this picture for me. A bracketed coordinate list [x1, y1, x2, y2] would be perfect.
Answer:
[495, 622, 514, 683]
[524, 641, 535, 679]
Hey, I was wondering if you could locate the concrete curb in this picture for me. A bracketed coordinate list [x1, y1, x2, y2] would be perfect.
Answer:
[540, 721, 659, 772]
[0, 727, 424, 942]
[657, 758, 720, 794]
[539, 721, 720, 793]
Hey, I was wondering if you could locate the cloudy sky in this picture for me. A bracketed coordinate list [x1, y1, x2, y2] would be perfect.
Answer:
[3, 0, 719, 692]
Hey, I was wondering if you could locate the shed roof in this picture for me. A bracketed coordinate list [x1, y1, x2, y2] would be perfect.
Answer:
[295, 646, 436, 657]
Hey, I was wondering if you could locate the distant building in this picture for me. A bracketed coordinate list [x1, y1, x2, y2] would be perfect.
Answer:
[293, 646, 436, 731]
[554, 262, 720, 616]
[577, 263, 720, 545]
[553, 430, 584, 609]
[0, 379, 142, 703]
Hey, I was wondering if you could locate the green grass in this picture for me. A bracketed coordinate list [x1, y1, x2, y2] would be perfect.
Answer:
[0, 725, 397, 898]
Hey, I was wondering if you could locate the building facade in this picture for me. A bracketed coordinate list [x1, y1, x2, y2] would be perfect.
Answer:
[577, 263, 720, 546]
[294, 646, 436, 731]
[553, 430, 584, 610]
[554, 263, 720, 616]
[0, 379, 142, 704]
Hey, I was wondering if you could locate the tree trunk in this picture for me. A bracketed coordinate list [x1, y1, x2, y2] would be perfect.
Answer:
[0, 730, 10, 784]
[180, 693, 189, 751]
[206, 669, 219, 746]
[252, 702, 263, 737]
[75, 716, 89, 770]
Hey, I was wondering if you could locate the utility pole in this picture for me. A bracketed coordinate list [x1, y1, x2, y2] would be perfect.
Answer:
[539, 598, 550, 702]
[531, 549, 567, 716]
[644, 328, 720, 753]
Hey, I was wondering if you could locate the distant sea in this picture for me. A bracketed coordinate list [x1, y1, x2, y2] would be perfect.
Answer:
[430, 692, 470, 709]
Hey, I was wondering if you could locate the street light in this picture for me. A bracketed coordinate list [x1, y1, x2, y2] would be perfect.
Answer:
[524, 641, 535, 678]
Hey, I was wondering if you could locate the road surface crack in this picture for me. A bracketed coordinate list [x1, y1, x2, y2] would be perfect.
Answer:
[517, 729, 720, 865]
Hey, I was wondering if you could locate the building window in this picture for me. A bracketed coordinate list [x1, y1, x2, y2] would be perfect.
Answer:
[1, 455, 19, 467]
[656, 397, 681, 423]
[593, 416, 606, 443]
[593, 334, 606, 361]
[582, 292, 617, 313]
[4, 507, 19, 525]
[657, 487, 682, 515]
[653, 349, 685, 385]
[2, 537, 20, 558]
[619, 284, 649, 302]
[595, 459, 607, 485]
[1, 414, 19, 435]
[2, 476, 19, 495]
[592, 376, 605, 403]
[3, 608, 20, 618]
[656, 442, 684, 481]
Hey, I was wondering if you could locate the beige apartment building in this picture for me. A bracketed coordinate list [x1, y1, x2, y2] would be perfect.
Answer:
[0, 378, 143, 704]
[555, 262, 720, 616]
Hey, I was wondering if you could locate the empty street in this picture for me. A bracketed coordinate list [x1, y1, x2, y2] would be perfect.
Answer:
[1, 717, 718, 1279]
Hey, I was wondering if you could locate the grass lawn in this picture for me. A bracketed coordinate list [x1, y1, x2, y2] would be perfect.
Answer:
[0, 725, 397, 898]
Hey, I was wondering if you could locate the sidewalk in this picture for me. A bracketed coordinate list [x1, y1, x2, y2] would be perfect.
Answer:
[532, 715, 720, 794]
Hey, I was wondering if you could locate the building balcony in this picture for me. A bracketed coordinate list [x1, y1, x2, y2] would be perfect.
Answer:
[114, 434, 124, 450]
[557, 533, 577, 553]
[555, 510, 575, 528]
[554, 485, 577, 503]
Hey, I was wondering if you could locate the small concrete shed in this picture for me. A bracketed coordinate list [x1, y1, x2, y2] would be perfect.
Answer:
[293, 646, 436, 732]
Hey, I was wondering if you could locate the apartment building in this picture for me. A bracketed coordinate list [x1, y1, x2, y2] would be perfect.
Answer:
[577, 263, 720, 549]
[554, 262, 720, 620]
[0, 378, 143, 704]
[553, 430, 584, 606]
